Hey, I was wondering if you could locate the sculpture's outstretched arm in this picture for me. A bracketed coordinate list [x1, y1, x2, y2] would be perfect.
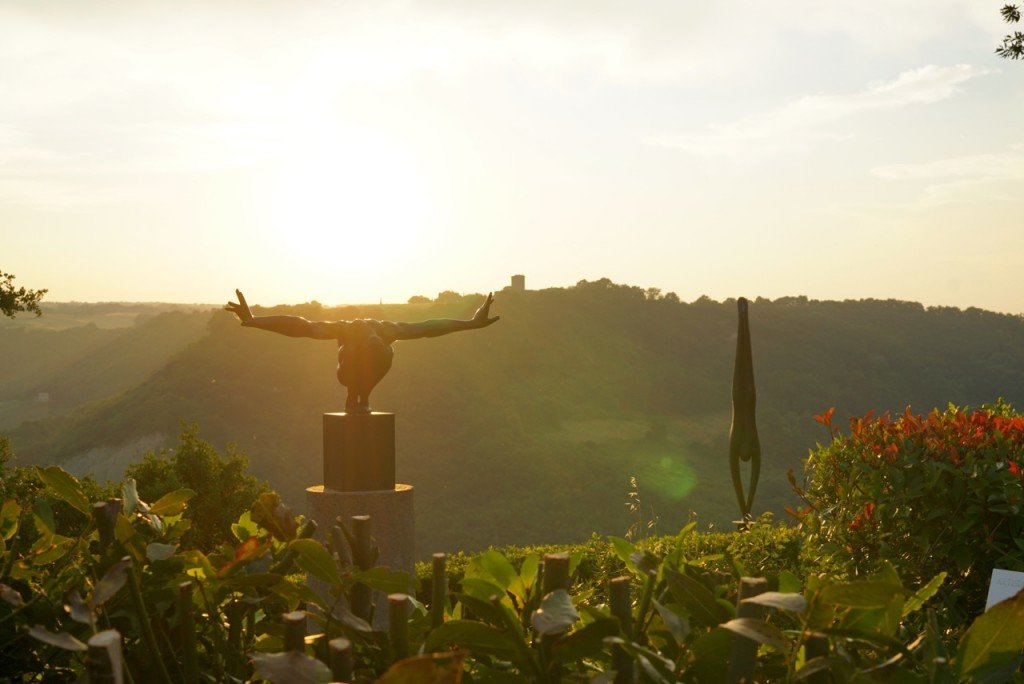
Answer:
[388, 293, 499, 341]
[225, 289, 346, 340]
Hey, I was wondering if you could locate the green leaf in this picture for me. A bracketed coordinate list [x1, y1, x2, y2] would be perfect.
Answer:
[683, 628, 733, 683]
[290, 539, 341, 586]
[148, 489, 195, 516]
[30, 534, 74, 565]
[93, 557, 131, 606]
[520, 553, 540, 591]
[121, 478, 141, 515]
[478, 550, 526, 600]
[552, 617, 619, 662]
[720, 617, 789, 652]
[146, 543, 177, 562]
[608, 536, 640, 577]
[653, 600, 690, 644]
[27, 626, 87, 652]
[0, 500, 21, 540]
[455, 594, 520, 631]
[665, 568, 728, 627]
[425, 620, 525, 662]
[956, 588, 1024, 680]
[232, 510, 257, 542]
[819, 580, 906, 609]
[903, 572, 946, 617]
[250, 492, 297, 542]
[742, 591, 807, 613]
[531, 589, 578, 635]
[459, 577, 508, 603]
[251, 651, 331, 684]
[1, 583, 24, 607]
[355, 567, 416, 595]
[32, 499, 55, 536]
[37, 466, 90, 516]
[778, 570, 801, 594]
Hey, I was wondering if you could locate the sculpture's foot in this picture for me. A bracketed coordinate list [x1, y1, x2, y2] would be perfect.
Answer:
[345, 402, 371, 415]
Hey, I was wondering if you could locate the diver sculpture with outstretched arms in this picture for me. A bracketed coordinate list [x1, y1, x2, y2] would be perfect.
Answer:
[225, 289, 499, 413]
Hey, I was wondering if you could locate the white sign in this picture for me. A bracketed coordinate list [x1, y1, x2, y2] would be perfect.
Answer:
[985, 568, 1024, 611]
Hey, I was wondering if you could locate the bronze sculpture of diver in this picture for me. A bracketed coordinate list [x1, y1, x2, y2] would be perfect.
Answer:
[225, 289, 499, 413]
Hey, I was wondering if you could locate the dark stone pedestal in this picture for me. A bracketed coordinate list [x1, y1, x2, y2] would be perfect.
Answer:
[323, 412, 395, 491]
[307, 411, 414, 628]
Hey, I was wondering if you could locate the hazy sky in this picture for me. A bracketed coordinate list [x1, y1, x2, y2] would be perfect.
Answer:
[3, 1, 1022, 311]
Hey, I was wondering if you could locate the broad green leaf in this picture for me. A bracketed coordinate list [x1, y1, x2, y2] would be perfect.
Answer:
[459, 577, 508, 603]
[30, 534, 74, 565]
[819, 580, 906, 609]
[684, 628, 732, 683]
[0, 500, 20, 540]
[355, 567, 416, 595]
[653, 600, 690, 644]
[149, 489, 195, 516]
[121, 478, 141, 515]
[552, 618, 619, 662]
[520, 553, 540, 591]
[27, 625, 87, 652]
[531, 589, 578, 635]
[720, 617, 789, 652]
[742, 591, 807, 613]
[37, 466, 90, 516]
[232, 510, 257, 542]
[251, 651, 331, 684]
[146, 543, 177, 562]
[903, 572, 946, 617]
[778, 570, 801, 594]
[1, 583, 24, 607]
[378, 651, 465, 683]
[478, 550, 525, 600]
[250, 492, 297, 542]
[608, 536, 640, 576]
[290, 539, 341, 585]
[32, 499, 55, 536]
[64, 590, 93, 625]
[455, 593, 520, 631]
[665, 568, 728, 627]
[956, 588, 1024, 680]
[93, 558, 131, 606]
[424, 620, 524, 662]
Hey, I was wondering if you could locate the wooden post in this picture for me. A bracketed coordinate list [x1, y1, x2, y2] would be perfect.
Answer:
[86, 630, 123, 684]
[430, 553, 447, 630]
[283, 611, 306, 653]
[388, 594, 410, 660]
[726, 577, 768, 684]
[542, 553, 570, 594]
[350, 515, 373, 621]
[609, 576, 633, 684]
[329, 637, 353, 682]
[177, 581, 198, 684]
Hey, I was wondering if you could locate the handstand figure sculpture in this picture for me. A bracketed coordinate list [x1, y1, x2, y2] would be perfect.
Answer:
[225, 289, 499, 413]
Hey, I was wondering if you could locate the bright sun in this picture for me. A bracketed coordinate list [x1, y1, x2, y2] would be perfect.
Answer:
[269, 127, 430, 276]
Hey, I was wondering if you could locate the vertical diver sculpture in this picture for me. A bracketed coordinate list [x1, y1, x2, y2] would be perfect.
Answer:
[729, 297, 761, 527]
[225, 289, 499, 413]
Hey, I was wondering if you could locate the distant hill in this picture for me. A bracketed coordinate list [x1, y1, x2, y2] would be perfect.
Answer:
[0, 309, 209, 430]
[5, 282, 1024, 554]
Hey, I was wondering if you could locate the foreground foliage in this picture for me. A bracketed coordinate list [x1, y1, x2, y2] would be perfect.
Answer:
[796, 401, 1024, 629]
[2, 467, 1023, 682]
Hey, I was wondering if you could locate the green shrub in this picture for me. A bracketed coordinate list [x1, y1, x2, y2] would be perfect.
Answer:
[795, 401, 1024, 624]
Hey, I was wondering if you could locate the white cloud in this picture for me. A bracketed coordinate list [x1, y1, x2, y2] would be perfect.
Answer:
[647, 65, 990, 160]
[871, 144, 1024, 207]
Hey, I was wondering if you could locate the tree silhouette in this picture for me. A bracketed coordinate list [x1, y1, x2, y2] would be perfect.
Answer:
[0, 271, 46, 318]
[997, 4, 1023, 59]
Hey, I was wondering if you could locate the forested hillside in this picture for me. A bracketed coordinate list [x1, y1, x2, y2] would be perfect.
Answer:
[5, 281, 1024, 553]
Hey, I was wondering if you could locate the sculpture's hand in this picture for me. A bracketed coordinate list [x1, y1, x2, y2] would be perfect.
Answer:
[472, 292, 499, 328]
[225, 289, 254, 324]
